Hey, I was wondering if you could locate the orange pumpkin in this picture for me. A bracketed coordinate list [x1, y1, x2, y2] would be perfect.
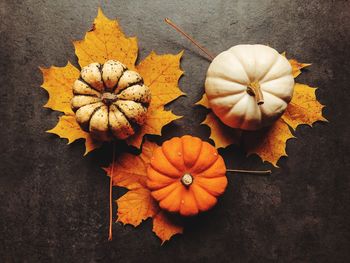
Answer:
[146, 135, 228, 216]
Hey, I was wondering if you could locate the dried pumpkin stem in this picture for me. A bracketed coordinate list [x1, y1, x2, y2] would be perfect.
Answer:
[247, 81, 264, 105]
[227, 169, 272, 175]
[108, 142, 116, 241]
[165, 18, 215, 61]
[101, 92, 118, 106]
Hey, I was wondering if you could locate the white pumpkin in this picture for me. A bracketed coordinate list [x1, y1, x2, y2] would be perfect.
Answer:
[71, 60, 151, 141]
[205, 44, 294, 130]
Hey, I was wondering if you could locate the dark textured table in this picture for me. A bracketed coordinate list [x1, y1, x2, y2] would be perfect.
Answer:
[1, 0, 349, 262]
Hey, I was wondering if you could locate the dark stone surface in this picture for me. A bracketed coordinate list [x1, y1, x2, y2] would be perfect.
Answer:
[1, 0, 349, 262]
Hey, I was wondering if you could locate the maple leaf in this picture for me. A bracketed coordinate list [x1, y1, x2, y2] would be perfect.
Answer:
[116, 188, 159, 227]
[195, 93, 210, 108]
[201, 112, 241, 148]
[104, 140, 184, 243]
[196, 58, 326, 167]
[153, 211, 183, 245]
[41, 8, 183, 154]
[243, 119, 295, 167]
[282, 52, 311, 78]
[281, 83, 328, 130]
[40, 62, 79, 115]
[47, 115, 102, 155]
[73, 8, 138, 70]
[288, 59, 311, 78]
[127, 51, 185, 148]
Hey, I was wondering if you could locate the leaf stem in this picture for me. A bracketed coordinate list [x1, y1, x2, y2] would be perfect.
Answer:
[164, 18, 215, 61]
[108, 141, 116, 241]
[227, 169, 272, 175]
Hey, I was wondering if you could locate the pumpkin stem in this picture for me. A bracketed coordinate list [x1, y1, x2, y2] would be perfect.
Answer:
[108, 142, 116, 241]
[165, 18, 215, 61]
[227, 169, 271, 175]
[181, 173, 193, 186]
[102, 92, 118, 106]
[247, 82, 264, 105]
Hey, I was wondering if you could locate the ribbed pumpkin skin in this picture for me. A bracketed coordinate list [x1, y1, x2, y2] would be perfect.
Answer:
[71, 60, 151, 141]
[146, 135, 228, 216]
[205, 44, 294, 131]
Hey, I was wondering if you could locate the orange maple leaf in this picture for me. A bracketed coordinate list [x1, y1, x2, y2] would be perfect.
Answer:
[41, 8, 183, 154]
[153, 211, 183, 245]
[197, 58, 327, 167]
[104, 140, 184, 243]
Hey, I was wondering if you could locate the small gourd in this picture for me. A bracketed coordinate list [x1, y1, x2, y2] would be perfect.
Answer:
[71, 60, 151, 141]
[205, 44, 294, 130]
[146, 135, 228, 216]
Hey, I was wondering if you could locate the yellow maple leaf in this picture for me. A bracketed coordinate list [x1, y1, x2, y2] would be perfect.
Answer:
[202, 112, 241, 148]
[73, 8, 138, 69]
[281, 83, 328, 130]
[195, 58, 326, 167]
[105, 140, 184, 243]
[47, 115, 102, 155]
[137, 51, 185, 106]
[128, 108, 181, 148]
[40, 62, 79, 115]
[42, 8, 183, 154]
[289, 59, 311, 78]
[243, 119, 295, 167]
[127, 51, 185, 148]
[195, 93, 210, 108]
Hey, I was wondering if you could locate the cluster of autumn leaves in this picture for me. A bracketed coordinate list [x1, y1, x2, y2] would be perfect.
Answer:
[40, 9, 326, 243]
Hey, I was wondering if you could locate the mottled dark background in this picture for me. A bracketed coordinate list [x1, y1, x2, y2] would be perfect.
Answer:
[1, 0, 350, 262]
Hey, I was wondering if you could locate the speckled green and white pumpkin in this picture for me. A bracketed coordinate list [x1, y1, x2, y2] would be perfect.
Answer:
[71, 60, 151, 141]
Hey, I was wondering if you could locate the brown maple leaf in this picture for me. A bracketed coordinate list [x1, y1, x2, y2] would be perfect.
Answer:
[197, 58, 327, 167]
[104, 140, 184, 243]
[41, 8, 184, 154]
